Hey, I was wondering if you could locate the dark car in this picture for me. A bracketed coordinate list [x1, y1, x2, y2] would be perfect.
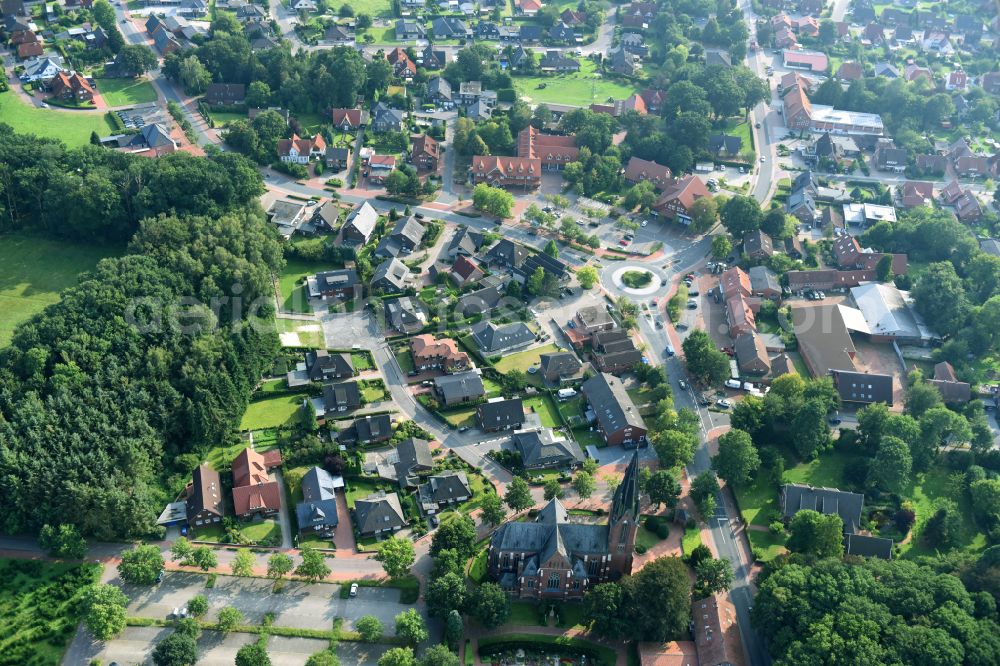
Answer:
[828, 416, 842, 425]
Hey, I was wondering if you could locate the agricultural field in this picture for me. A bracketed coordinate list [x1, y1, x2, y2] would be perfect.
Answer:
[0, 233, 120, 347]
[96, 77, 158, 106]
[513, 59, 639, 107]
[0, 91, 118, 147]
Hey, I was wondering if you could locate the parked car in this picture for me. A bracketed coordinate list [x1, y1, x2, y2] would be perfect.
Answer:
[349, 583, 359, 597]
[678, 379, 687, 390]
[676, 322, 688, 331]
[716, 399, 732, 409]
[458, 426, 469, 432]
[687, 299, 698, 309]
[828, 416, 842, 425]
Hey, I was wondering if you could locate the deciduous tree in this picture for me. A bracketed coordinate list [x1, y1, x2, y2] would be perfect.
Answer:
[84, 584, 128, 640]
[395, 608, 429, 646]
[356, 615, 384, 642]
[504, 477, 534, 512]
[375, 537, 415, 579]
[712, 429, 761, 486]
[118, 544, 165, 585]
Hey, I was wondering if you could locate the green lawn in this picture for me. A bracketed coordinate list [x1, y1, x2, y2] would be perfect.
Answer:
[509, 602, 545, 626]
[513, 58, 639, 107]
[275, 318, 325, 348]
[494, 343, 560, 374]
[523, 394, 560, 428]
[0, 559, 102, 665]
[442, 406, 478, 428]
[734, 475, 779, 528]
[96, 77, 158, 106]
[682, 525, 702, 555]
[204, 437, 279, 471]
[899, 466, 988, 558]
[572, 427, 605, 449]
[719, 117, 754, 158]
[360, 380, 388, 403]
[483, 377, 504, 397]
[394, 348, 416, 374]
[279, 259, 340, 314]
[239, 519, 281, 545]
[239, 392, 308, 430]
[208, 110, 245, 128]
[344, 477, 391, 508]
[0, 90, 117, 147]
[351, 351, 374, 371]
[635, 525, 663, 550]
[783, 449, 855, 488]
[0, 232, 120, 347]
[747, 529, 788, 563]
[468, 546, 489, 583]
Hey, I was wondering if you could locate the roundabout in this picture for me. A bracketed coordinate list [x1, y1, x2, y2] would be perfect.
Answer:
[604, 263, 671, 298]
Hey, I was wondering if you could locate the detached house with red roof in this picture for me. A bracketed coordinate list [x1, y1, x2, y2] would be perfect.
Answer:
[387, 47, 416, 78]
[654, 175, 711, 224]
[331, 108, 368, 131]
[450, 255, 485, 287]
[624, 156, 672, 190]
[231, 448, 282, 519]
[412, 134, 440, 172]
[278, 134, 314, 164]
[50, 71, 94, 102]
[514, 0, 542, 15]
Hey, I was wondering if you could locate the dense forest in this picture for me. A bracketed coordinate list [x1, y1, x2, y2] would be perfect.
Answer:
[0, 125, 283, 539]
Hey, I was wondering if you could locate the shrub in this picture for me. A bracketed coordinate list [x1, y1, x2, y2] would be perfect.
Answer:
[634, 543, 647, 554]
[769, 521, 786, 536]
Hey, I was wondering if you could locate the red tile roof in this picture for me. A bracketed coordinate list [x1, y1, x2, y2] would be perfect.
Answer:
[332, 108, 363, 127]
[232, 482, 281, 515]
[624, 156, 672, 189]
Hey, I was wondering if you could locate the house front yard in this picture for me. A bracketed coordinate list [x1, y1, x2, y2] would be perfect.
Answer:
[96, 77, 158, 106]
[512, 59, 639, 107]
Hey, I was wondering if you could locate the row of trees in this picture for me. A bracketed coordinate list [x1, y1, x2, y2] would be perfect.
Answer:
[0, 128, 281, 539]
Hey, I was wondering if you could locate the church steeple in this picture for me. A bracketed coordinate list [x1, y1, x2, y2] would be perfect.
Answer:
[610, 451, 641, 524]
[607, 451, 641, 576]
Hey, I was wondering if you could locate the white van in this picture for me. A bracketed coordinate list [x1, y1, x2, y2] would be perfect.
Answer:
[724, 379, 742, 390]
[743, 382, 755, 391]
[557, 388, 578, 400]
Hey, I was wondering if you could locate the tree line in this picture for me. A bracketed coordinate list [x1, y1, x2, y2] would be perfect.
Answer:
[0, 126, 283, 539]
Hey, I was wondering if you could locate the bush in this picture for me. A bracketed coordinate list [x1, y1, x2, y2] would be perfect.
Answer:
[769, 521, 785, 536]
[634, 543, 648, 554]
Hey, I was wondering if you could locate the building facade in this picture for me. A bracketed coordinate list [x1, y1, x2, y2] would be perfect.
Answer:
[487, 453, 640, 599]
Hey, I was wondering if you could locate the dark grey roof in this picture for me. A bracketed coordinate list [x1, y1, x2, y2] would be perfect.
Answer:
[419, 471, 471, 505]
[322, 381, 361, 411]
[708, 134, 742, 155]
[187, 464, 224, 521]
[431, 16, 468, 36]
[517, 252, 568, 280]
[427, 76, 452, 101]
[393, 437, 432, 487]
[385, 296, 426, 330]
[792, 170, 817, 192]
[354, 491, 406, 534]
[371, 102, 406, 129]
[448, 226, 485, 256]
[372, 257, 410, 292]
[485, 239, 529, 267]
[846, 533, 893, 559]
[477, 398, 525, 429]
[513, 428, 585, 468]
[734, 332, 769, 373]
[743, 229, 774, 256]
[471, 321, 534, 354]
[458, 285, 506, 317]
[518, 24, 542, 40]
[978, 238, 1000, 257]
[340, 413, 392, 444]
[375, 216, 425, 258]
[295, 467, 340, 530]
[344, 201, 378, 238]
[781, 483, 864, 534]
[591, 329, 629, 347]
[581, 372, 646, 435]
[748, 265, 780, 293]
[831, 369, 894, 405]
[539, 351, 581, 377]
[434, 371, 486, 403]
[305, 350, 354, 381]
[610, 452, 640, 524]
[490, 498, 608, 558]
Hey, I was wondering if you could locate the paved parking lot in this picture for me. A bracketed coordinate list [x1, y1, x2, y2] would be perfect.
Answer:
[72, 626, 338, 665]
[122, 572, 408, 635]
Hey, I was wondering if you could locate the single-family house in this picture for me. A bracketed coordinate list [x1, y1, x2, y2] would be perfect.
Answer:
[295, 467, 342, 536]
[342, 202, 378, 244]
[477, 397, 525, 432]
[434, 370, 486, 406]
[513, 427, 586, 469]
[581, 372, 647, 447]
[231, 448, 281, 519]
[355, 492, 406, 536]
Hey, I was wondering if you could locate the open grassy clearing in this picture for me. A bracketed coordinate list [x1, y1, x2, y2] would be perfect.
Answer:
[493, 343, 561, 374]
[512, 58, 639, 107]
[96, 77, 158, 106]
[0, 232, 120, 347]
[0, 90, 117, 147]
[239, 392, 308, 430]
[274, 318, 325, 348]
[0, 559, 102, 665]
